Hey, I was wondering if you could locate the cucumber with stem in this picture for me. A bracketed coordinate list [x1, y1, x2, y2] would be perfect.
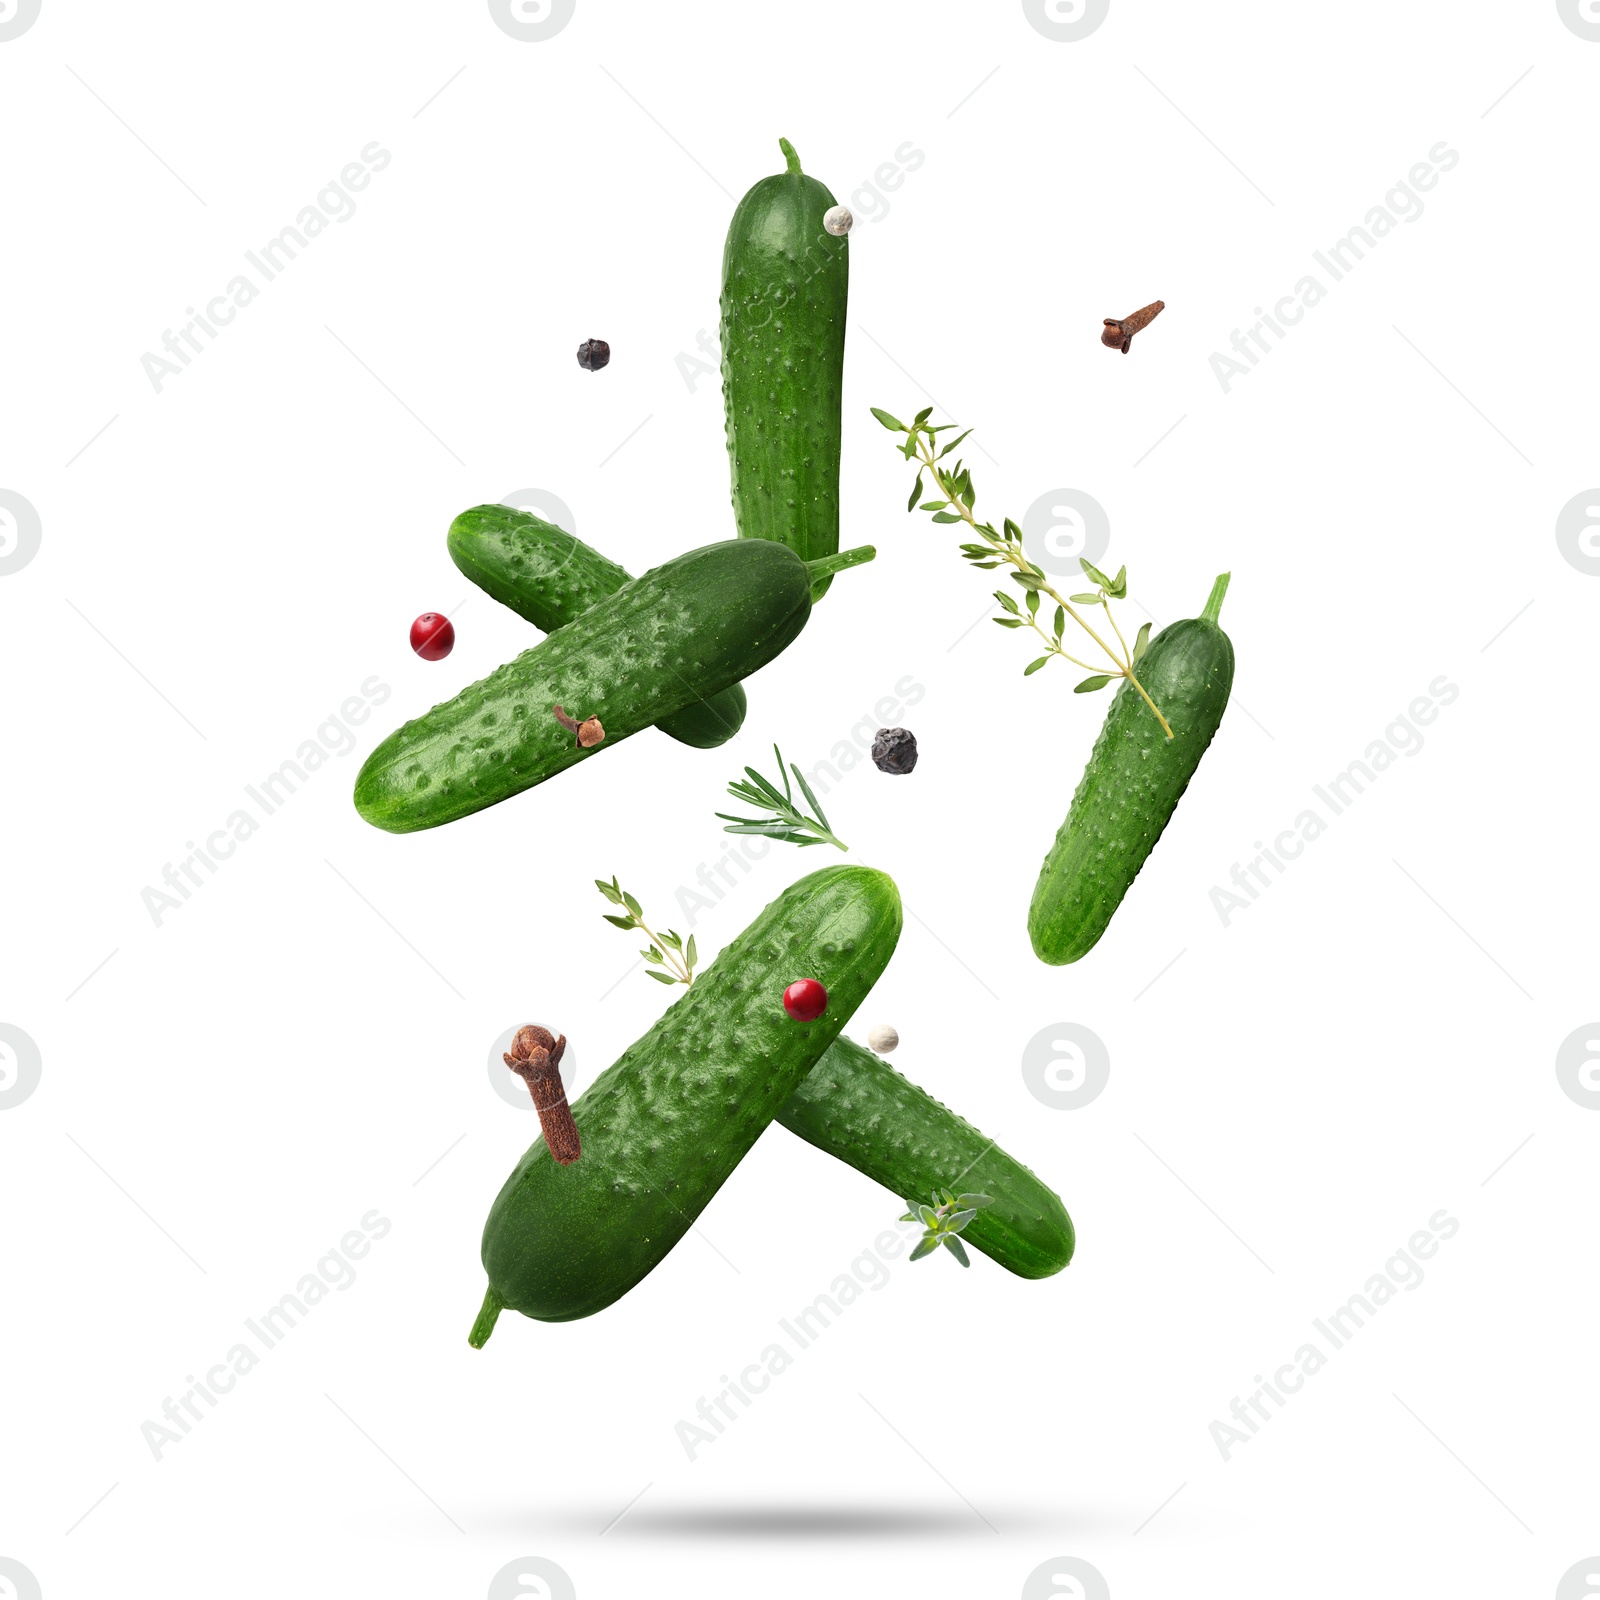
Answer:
[1028, 574, 1235, 964]
[471, 863, 902, 1335]
[721, 138, 848, 601]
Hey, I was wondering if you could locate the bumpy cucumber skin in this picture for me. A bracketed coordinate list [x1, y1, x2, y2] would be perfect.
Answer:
[480, 866, 903, 1324]
[1028, 610, 1234, 964]
[355, 540, 810, 833]
[720, 141, 848, 600]
[446, 504, 747, 750]
[776, 1034, 1073, 1278]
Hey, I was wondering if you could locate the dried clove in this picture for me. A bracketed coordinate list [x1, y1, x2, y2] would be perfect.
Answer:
[1101, 299, 1165, 355]
[504, 1024, 582, 1165]
[553, 704, 605, 747]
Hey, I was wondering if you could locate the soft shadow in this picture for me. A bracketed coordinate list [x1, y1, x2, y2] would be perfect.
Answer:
[476, 1499, 1113, 1543]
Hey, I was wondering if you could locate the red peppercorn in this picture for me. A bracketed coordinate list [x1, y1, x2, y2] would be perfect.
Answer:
[783, 979, 828, 1022]
[409, 612, 455, 661]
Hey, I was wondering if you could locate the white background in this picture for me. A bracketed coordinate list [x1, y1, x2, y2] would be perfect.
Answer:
[3, 3, 1597, 1596]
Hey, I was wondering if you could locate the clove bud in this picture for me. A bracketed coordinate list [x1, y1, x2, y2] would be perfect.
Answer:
[553, 704, 605, 748]
[504, 1024, 582, 1165]
[1101, 299, 1165, 355]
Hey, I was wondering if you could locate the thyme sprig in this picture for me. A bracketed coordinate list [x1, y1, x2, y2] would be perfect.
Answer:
[900, 1188, 994, 1268]
[717, 745, 848, 852]
[872, 406, 1172, 739]
[596, 876, 698, 986]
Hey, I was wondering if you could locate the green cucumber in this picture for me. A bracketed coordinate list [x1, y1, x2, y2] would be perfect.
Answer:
[355, 539, 872, 834]
[471, 864, 903, 1335]
[777, 1034, 1074, 1279]
[721, 137, 848, 601]
[447, 504, 747, 750]
[1029, 573, 1235, 964]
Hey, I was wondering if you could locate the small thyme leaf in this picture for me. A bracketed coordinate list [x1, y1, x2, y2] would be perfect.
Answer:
[877, 403, 1174, 738]
[1074, 674, 1112, 693]
[1133, 621, 1152, 662]
[943, 1236, 971, 1268]
[1024, 656, 1051, 675]
[598, 877, 697, 986]
[994, 617, 1025, 628]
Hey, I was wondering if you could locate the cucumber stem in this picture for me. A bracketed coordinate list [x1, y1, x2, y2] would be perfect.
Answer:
[468, 1284, 504, 1348]
[778, 137, 803, 176]
[1201, 571, 1231, 625]
[806, 545, 875, 582]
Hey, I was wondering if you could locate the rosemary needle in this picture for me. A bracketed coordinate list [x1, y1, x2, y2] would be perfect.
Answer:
[717, 745, 848, 852]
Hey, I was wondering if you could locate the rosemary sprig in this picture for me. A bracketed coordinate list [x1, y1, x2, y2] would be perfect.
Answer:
[596, 876, 697, 986]
[717, 744, 848, 852]
[900, 1188, 994, 1268]
[871, 405, 1172, 739]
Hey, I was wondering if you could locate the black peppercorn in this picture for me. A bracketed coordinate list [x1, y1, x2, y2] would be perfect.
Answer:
[871, 727, 918, 775]
[576, 339, 611, 371]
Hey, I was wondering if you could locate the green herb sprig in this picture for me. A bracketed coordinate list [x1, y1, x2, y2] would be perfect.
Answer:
[871, 405, 1172, 739]
[596, 876, 698, 986]
[717, 745, 848, 852]
[901, 1188, 994, 1268]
